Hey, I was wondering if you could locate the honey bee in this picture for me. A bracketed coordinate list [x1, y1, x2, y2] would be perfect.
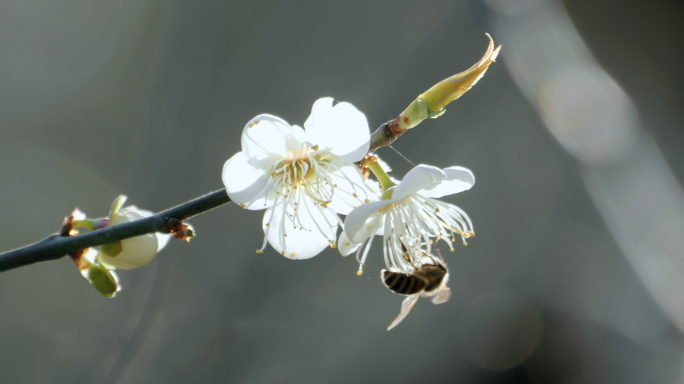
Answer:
[381, 247, 451, 330]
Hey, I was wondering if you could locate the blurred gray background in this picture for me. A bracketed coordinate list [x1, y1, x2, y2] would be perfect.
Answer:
[1, 0, 683, 383]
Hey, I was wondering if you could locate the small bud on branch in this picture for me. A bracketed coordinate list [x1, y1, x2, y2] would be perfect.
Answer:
[369, 34, 501, 152]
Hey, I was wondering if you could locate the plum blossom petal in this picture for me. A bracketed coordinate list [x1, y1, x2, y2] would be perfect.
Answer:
[324, 163, 378, 215]
[344, 200, 393, 243]
[241, 114, 293, 169]
[156, 232, 171, 252]
[222, 152, 274, 210]
[338, 231, 362, 256]
[304, 98, 370, 162]
[263, 196, 339, 259]
[393, 164, 446, 201]
[422, 166, 475, 198]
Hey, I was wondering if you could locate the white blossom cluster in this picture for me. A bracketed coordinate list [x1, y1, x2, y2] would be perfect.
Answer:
[222, 97, 475, 278]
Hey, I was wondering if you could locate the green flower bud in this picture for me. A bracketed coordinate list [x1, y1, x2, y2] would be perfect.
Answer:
[399, 34, 501, 130]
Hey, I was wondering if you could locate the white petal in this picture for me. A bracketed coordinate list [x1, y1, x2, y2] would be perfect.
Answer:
[344, 200, 393, 243]
[72, 209, 86, 220]
[338, 231, 361, 256]
[326, 163, 377, 215]
[304, 98, 370, 162]
[104, 233, 159, 270]
[285, 126, 307, 152]
[222, 152, 274, 210]
[393, 164, 446, 201]
[156, 233, 171, 252]
[422, 166, 475, 198]
[241, 114, 293, 169]
[263, 197, 338, 260]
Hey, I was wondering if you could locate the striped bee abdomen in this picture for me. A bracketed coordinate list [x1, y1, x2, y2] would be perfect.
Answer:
[382, 270, 427, 295]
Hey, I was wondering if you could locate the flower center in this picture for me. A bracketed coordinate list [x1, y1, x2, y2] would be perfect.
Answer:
[276, 151, 317, 187]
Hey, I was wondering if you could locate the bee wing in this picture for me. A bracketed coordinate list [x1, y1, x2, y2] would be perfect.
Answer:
[431, 287, 451, 305]
[387, 294, 420, 331]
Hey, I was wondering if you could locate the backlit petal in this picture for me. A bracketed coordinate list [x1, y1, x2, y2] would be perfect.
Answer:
[241, 114, 292, 169]
[304, 98, 370, 162]
[422, 166, 475, 198]
[338, 231, 362, 256]
[263, 197, 338, 259]
[222, 152, 274, 210]
[393, 164, 446, 201]
[326, 163, 376, 215]
[344, 200, 392, 243]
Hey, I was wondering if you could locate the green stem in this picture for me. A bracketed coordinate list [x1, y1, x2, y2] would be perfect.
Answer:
[368, 160, 396, 192]
[73, 220, 95, 231]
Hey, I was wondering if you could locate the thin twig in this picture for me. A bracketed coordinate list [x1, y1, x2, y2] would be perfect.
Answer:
[369, 118, 406, 152]
[0, 189, 231, 273]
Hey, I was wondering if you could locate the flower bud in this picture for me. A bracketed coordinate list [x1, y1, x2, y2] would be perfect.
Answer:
[398, 34, 501, 130]
[97, 196, 171, 270]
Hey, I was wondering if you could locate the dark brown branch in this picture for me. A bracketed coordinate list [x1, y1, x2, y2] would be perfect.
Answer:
[0, 189, 231, 273]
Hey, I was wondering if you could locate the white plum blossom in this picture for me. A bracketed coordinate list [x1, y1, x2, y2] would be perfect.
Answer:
[339, 164, 475, 275]
[222, 97, 375, 259]
[98, 202, 171, 270]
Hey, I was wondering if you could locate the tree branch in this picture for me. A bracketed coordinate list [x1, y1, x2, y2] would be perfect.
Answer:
[0, 107, 420, 274]
[0, 189, 231, 273]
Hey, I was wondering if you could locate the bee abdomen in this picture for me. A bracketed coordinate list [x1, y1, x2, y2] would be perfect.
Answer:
[382, 270, 426, 295]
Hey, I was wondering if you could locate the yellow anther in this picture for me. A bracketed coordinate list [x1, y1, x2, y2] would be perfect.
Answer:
[265, 223, 270, 226]
[343, 253, 348, 257]
[290, 253, 296, 257]
[345, 241, 350, 246]
[356, 271, 363, 276]
[284, 234, 287, 237]
[240, 202, 246, 208]
[334, 184, 338, 187]
[311, 145, 319, 150]
[450, 249, 455, 252]
[353, 193, 358, 198]
[435, 208, 440, 213]
[330, 244, 336, 249]
[364, 199, 370, 203]
[256, 249, 263, 254]
[463, 242, 468, 246]
[281, 251, 285, 256]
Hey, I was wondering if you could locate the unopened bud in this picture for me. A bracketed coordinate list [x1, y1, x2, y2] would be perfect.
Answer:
[97, 196, 171, 270]
[398, 34, 501, 130]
